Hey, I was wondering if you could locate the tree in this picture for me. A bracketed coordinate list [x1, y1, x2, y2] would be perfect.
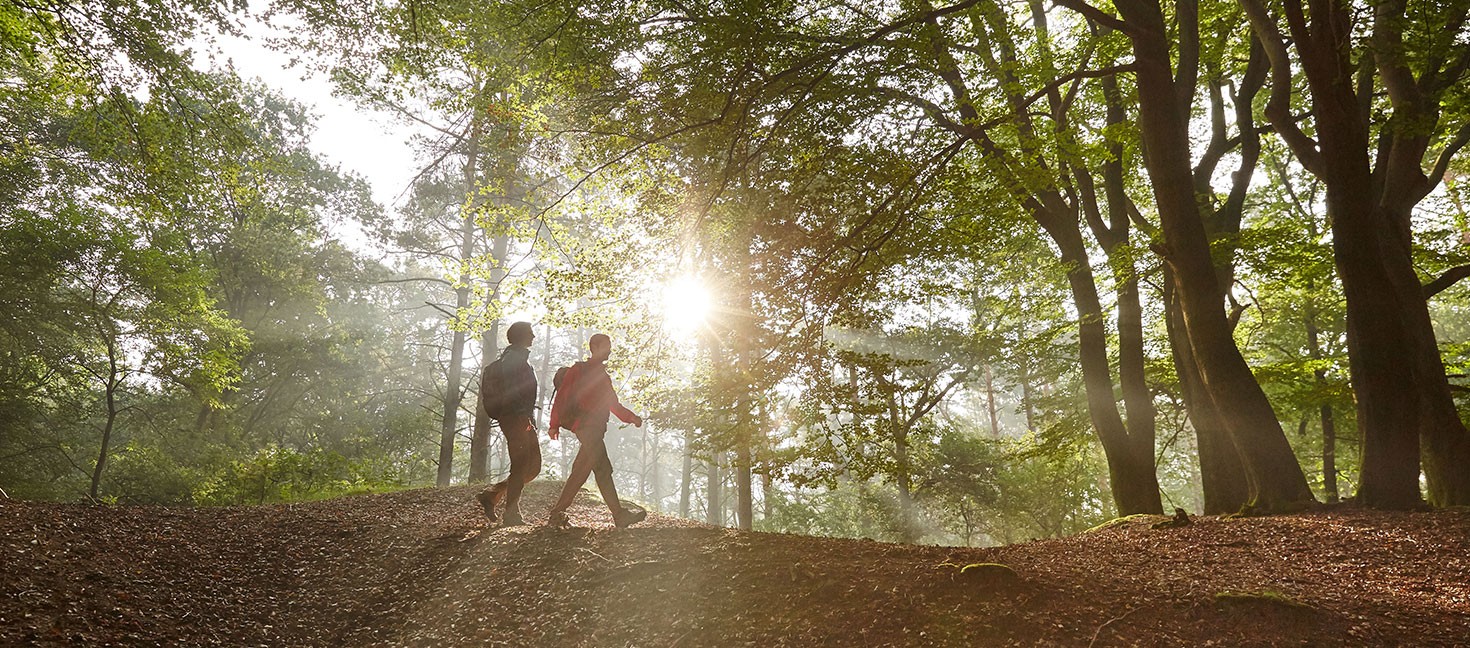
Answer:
[1240, 0, 1470, 507]
[1056, 0, 1316, 510]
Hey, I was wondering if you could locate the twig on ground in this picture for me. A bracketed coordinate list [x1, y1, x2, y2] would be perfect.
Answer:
[1089, 606, 1144, 647]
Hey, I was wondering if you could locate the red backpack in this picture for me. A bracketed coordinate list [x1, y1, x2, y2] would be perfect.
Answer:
[551, 361, 588, 426]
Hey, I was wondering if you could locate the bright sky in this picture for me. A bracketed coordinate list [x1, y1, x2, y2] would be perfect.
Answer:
[191, 18, 720, 342]
[193, 20, 419, 238]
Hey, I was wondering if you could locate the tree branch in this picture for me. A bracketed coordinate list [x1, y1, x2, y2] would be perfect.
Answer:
[1054, 0, 1135, 36]
[1239, 0, 1325, 176]
[1424, 264, 1470, 299]
[1422, 122, 1470, 200]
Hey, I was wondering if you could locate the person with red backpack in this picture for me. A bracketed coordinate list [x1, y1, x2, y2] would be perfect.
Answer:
[475, 321, 540, 525]
[545, 333, 647, 529]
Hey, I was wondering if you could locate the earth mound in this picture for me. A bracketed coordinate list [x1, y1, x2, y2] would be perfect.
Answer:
[3, 482, 1468, 646]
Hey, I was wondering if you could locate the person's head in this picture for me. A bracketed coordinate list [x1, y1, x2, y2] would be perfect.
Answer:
[589, 333, 611, 362]
[507, 321, 534, 348]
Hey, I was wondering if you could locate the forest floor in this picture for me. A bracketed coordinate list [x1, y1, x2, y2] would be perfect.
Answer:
[3, 482, 1469, 647]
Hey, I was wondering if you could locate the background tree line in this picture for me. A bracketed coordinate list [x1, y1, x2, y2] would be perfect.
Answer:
[3, 0, 1469, 546]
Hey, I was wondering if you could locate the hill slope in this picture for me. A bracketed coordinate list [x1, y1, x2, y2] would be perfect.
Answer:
[3, 482, 1469, 646]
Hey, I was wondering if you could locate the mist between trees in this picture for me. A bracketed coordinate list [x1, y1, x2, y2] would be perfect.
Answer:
[3, 0, 1469, 546]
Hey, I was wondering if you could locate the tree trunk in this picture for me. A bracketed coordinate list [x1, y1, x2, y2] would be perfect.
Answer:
[435, 113, 485, 488]
[680, 428, 693, 517]
[1321, 403, 1339, 502]
[1112, 0, 1314, 510]
[1240, 0, 1470, 507]
[1304, 296, 1340, 503]
[761, 471, 773, 521]
[436, 320, 468, 487]
[1164, 274, 1250, 514]
[705, 456, 722, 526]
[649, 430, 663, 512]
[1114, 244, 1158, 495]
[894, 429, 919, 543]
[1041, 212, 1163, 515]
[469, 343, 494, 483]
[470, 292, 507, 481]
[1020, 359, 1036, 431]
[1289, 8, 1421, 508]
[961, 5, 1162, 514]
[468, 229, 511, 483]
[984, 364, 1000, 437]
[735, 448, 753, 530]
[537, 324, 552, 429]
[90, 341, 120, 501]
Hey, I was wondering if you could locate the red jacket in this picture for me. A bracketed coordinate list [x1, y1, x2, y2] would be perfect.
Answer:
[548, 360, 637, 432]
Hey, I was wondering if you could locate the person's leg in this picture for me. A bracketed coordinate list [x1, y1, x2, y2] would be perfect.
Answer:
[523, 424, 542, 484]
[550, 428, 604, 514]
[501, 417, 537, 522]
[591, 441, 622, 515]
[590, 442, 644, 528]
[476, 422, 515, 521]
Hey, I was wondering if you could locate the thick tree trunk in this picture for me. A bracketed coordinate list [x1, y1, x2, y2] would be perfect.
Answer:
[1114, 0, 1313, 510]
[1291, 14, 1421, 508]
[1164, 276, 1250, 513]
[1114, 257, 1158, 482]
[1331, 202, 1423, 508]
[1401, 211, 1470, 505]
[1240, 0, 1470, 507]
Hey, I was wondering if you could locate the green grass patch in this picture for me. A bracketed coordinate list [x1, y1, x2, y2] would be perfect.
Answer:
[1084, 513, 1161, 533]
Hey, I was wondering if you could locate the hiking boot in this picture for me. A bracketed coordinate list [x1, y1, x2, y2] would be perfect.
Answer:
[475, 484, 506, 522]
[614, 507, 647, 529]
[501, 508, 526, 526]
[546, 509, 570, 528]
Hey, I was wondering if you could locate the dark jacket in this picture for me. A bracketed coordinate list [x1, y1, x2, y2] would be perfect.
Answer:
[491, 345, 537, 420]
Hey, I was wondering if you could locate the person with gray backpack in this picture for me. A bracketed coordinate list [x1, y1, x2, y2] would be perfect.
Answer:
[475, 321, 540, 525]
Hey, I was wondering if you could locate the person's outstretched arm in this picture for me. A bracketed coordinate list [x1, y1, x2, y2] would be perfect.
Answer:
[611, 400, 642, 428]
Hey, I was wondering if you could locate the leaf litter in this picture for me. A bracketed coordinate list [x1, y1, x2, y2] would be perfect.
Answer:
[2, 482, 1468, 646]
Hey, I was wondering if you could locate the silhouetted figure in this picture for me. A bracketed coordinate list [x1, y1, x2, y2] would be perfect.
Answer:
[476, 321, 540, 525]
[546, 333, 646, 528]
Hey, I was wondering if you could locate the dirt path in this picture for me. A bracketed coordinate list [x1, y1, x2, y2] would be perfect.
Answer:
[3, 482, 1469, 646]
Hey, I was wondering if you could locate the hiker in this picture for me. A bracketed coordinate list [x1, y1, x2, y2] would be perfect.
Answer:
[545, 333, 646, 529]
[475, 321, 540, 525]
